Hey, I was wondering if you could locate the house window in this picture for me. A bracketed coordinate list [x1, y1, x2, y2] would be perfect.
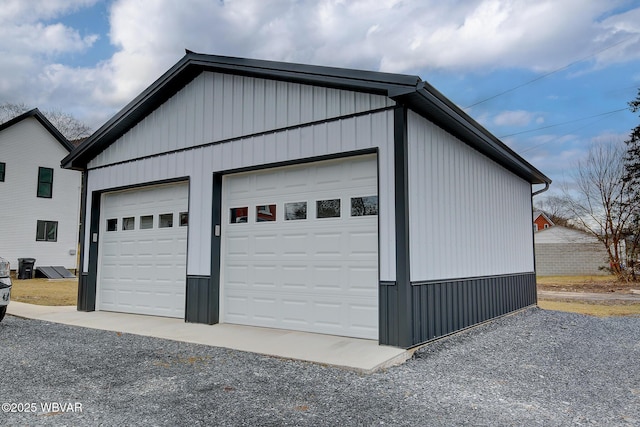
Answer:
[37, 167, 54, 198]
[0, 162, 5, 182]
[544, 224, 549, 229]
[36, 220, 58, 242]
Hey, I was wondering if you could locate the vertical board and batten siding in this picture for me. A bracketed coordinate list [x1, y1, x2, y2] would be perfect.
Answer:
[0, 118, 81, 269]
[84, 109, 397, 281]
[88, 72, 394, 169]
[407, 110, 534, 281]
[404, 110, 536, 346]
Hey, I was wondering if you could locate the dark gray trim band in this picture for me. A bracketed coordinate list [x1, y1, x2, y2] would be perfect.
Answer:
[409, 272, 537, 347]
[185, 275, 217, 324]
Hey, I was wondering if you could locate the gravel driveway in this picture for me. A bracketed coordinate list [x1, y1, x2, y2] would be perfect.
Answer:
[1, 308, 639, 426]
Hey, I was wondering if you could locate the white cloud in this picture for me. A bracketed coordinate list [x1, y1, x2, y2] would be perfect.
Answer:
[494, 110, 537, 127]
[1, 0, 639, 130]
[0, 0, 99, 22]
[0, 0, 100, 114]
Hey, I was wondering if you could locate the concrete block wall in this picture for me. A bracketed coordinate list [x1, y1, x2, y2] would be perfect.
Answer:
[535, 243, 609, 276]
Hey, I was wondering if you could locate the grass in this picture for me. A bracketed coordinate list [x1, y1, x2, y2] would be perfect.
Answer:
[10, 278, 77, 306]
[537, 274, 640, 317]
[8, 275, 640, 318]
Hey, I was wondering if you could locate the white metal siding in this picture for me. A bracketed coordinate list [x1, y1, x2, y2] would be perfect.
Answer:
[407, 111, 534, 281]
[0, 118, 81, 270]
[84, 110, 396, 281]
[89, 72, 394, 169]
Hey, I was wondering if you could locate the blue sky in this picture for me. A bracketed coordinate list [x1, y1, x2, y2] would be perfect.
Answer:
[1, 0, 639, 198]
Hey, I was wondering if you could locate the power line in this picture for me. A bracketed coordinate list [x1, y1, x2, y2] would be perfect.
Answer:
[519, 113, 617, 154]
[464, 37, 634, 109]
[498, 108, 628, 139]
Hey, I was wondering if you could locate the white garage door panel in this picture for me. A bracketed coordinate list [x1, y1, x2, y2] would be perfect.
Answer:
[98, 182, 188, 318]
[222, 154, 379, 339]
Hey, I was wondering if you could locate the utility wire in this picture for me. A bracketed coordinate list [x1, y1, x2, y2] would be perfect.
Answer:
[498, 108, 628, 138]
[519, 113, 617, 154]
[464, 37, 633, 109]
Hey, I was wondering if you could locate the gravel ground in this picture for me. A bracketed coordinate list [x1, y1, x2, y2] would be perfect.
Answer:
[1, 308, 639, 426]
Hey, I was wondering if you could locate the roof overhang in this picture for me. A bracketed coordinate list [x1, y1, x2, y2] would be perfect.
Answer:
[62, 52, 551, 186]
[391, 82, 550, 185]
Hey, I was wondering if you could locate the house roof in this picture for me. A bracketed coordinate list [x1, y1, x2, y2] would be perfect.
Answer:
[533, 211, 555, 226]
[61, 51, 551, 185]
[0, 108, 74, 152]
[534, 225, 601, 244]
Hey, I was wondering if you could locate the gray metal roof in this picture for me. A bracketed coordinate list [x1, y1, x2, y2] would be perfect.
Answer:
[1, 108, 74, 152]
[62, 51, 551, 185]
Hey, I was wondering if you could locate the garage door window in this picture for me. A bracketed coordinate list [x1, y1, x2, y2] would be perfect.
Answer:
[159, 213, 173, 228]
[179, 212, 188, 227]
[107, 218, 117, 232]
[230, 207, 248, 223]
[285, 202, 307, 220]
[122, 217, 135, 230]
[351, 196, 378, 216]
[256, 204, 276, 222]
[140, 215, 153, 229]
[317, 199, 340, 218]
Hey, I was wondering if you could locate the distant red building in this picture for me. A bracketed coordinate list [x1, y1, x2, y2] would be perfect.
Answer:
[533, 211, 554, 232]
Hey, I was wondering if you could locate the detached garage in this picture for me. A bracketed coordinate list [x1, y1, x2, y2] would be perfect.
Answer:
[63, 52, 550, 348]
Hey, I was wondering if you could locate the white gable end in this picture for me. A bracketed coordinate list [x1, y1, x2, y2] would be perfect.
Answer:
[89, 71, 394, 169]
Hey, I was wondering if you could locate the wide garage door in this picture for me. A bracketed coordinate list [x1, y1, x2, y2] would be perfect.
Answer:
[222, 154, 379, 339]
[98, 182, 189, 318]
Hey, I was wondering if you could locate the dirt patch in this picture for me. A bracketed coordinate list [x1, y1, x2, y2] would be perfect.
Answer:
[537, 300, 640, 316]
[537, 275, 639, 294]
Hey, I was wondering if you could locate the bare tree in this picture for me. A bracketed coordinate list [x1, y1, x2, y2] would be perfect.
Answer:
[42, 109, 92, 141]
[559, 141, 640, 280]
[0, 103, 92, 141]
[534, 195, 573, 227]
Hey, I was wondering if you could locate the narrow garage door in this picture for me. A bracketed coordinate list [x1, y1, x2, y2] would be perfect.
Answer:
[98, 182, 189, 318]
[222, 154, 378, 339]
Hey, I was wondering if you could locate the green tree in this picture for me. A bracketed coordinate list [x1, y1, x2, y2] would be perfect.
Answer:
[622, 89, 640, 279]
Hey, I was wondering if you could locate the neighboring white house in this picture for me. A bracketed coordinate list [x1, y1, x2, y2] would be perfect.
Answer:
[535, 226, 609, 276]
[0, 109, 82, 273]
[63, 52, 551, 348]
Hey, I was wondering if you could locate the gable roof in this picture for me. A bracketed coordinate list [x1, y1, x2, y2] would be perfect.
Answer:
[0, 108, 74, 152]
[533, 211, 555, 226]
[62, 51, 551, 185]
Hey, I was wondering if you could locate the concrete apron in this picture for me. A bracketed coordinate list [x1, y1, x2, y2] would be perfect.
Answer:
[7, 302, 410, 373]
